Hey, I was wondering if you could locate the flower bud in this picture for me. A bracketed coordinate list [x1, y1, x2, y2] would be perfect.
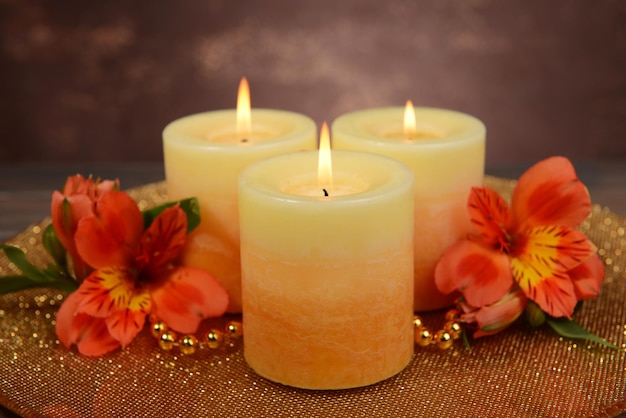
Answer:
[525, 301, 546, 327]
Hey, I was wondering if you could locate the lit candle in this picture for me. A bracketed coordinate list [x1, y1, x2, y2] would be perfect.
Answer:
[162, 78, 317, 312]
[239, 125, 415, 390]
[332, 103, 486, 312]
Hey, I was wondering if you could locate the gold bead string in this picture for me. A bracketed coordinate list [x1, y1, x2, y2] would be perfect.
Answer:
[149, 315, 243, 355]
[413, 308, 463, 349]
[150, 309, 463, 354]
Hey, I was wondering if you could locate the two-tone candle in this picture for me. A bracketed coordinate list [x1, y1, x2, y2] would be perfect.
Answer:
[332, 103, 486, 311]
[162, 79, 317, 312]
[239, 126, 415, 389]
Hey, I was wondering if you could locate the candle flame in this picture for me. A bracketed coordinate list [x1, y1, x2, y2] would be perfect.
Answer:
[236, 77, 252, 139]
[403, 100, 416, 139]
[318, 122, 333, 195]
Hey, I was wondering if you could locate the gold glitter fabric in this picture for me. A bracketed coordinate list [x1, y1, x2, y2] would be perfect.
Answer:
[1, 178, 625, 418]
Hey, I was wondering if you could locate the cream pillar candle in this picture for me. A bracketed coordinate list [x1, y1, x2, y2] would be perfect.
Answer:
[239, 148, 415, 390]
[163, 94, 317, 312]
[332, 105, 485, 312]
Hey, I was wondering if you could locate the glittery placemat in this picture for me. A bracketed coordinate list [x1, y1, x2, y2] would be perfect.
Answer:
[1, 177, 624, 418]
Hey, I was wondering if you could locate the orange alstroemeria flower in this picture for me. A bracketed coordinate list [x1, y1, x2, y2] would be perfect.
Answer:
[55, 191, 228, 356]
[51, 174, 119, 280]
[435, 156, 604, 320]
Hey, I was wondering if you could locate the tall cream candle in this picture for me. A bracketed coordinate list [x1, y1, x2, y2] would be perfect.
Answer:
[239, 148, 415, 390]
[332, 106, 485, 312]
[163, 105, 317, 312]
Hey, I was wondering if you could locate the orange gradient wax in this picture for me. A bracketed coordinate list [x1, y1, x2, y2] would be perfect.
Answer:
[239, 150, 414, 389]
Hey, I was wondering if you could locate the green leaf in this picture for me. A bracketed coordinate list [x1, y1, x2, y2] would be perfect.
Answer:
[0, 275, 42, 293]
[142, 197, 201, 234]
[0, 275, 77, 295]
[546, 317, 620, 350]
[42, 224, 67, 268]
[1, 244, 74, 287]
[461, 327, 472, 350]
[1, 245, 51, 282]
[61, 198, 73, 236]
[43, 262, 71, 281]
[50, 279, 78, 292]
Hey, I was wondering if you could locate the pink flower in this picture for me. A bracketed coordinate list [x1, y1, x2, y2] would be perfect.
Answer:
[55, 191, 228, 356]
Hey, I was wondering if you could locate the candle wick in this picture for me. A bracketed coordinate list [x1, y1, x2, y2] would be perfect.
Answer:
[323, 188, 329, 197]
[240, 138, 248, 143]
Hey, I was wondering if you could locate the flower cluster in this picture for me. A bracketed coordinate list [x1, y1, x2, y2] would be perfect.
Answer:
[0, 159, 614, 354]
[435, 157, 606, 341]
[6, 175, 229, 356]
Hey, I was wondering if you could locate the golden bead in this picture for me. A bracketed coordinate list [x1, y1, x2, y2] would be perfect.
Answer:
[159, 330, 177, 350]
[413, 315, 424, 329]
[445, 309, 460, 322]
[151, 321, 168, 338]
[225, 321, 243, 338]
[180, 335, 198, 355]
[206, 329, 224, 349]
[414, 327, 432, 347]
[434, 330, 454, 349]
[444, 321, 463, 340]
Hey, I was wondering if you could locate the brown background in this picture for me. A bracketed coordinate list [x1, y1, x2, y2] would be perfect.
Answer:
[0, 0, 625, 167]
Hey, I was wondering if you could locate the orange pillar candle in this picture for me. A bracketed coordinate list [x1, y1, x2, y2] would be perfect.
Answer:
[162, 79, 317, 312]
[332, 104, 485, 311]
[239, 127, 415, 389]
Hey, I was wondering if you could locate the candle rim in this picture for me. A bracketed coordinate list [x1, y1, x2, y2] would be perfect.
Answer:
[331, 106, 485, 147]
[239, 150, 414, 204]
[163, 108, 317, 149]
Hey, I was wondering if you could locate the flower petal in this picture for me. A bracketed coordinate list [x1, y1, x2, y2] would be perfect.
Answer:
[106, 308, 148, 348]
[55, 291, 120, 356]
[62, 174, 119, 199]
[51, 192, 93, 248]
[95, 179, 119, 195]
[467, 186, 511, 248]
[435, 240, 513, 307]
[510, 226, 591, 317]
[51, 175, 120, 281]
[570, 253, 605, 300]
[51, 192, 95, 279]
[74, 315, 120, 356]
[463, 288, 527, 338]
[522, 271, 577, 318]
[62, 174, 95, 196]
[511, 156, 591, 230]
[137, 205, 187, 276]
[76, 267, 152, 318]
[55, 291, 82, 348]
[75, 191, 144, 269]
[151, 267, 229, 333]
[511, 225, 593, 284]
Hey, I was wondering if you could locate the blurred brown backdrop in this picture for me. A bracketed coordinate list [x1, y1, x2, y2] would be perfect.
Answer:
[0, 0, 625, 166]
